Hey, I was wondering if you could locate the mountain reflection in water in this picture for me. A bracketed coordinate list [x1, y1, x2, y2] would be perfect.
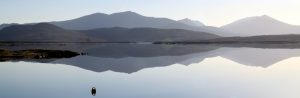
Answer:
[1, 44, 300, 98]
[1, 44, 300, 73]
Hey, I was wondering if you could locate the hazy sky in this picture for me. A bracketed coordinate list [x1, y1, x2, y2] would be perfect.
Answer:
[1, 0, 300, 27]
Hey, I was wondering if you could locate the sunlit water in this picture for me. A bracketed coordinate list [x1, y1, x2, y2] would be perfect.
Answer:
[0, 45, 300, 98]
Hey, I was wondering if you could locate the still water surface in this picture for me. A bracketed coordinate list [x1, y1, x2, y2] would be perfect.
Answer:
[0, 44, 300, 98]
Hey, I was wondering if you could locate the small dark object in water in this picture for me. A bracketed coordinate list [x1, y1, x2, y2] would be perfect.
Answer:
[80, 52, 88, 55]
[91, 87, 96, 96]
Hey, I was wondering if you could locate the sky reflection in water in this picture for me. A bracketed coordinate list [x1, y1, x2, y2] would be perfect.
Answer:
[0, 50, 300, 98]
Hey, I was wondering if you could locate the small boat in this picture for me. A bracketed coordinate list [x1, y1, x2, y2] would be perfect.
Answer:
[91, 87, 96, 96]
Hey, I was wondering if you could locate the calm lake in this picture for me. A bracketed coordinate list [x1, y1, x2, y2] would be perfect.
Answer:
[0, 44, 300, 98]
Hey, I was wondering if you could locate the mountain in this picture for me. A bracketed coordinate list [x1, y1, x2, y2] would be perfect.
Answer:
[0, 23, 95, 42]
[51, 11, 234, 36]
[178, 18, 204, 27]
[79, 27, 220, 42]
[222, 15, 300, 36]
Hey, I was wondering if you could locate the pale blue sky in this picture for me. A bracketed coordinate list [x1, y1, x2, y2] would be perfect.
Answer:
[1, 0, 300, 26]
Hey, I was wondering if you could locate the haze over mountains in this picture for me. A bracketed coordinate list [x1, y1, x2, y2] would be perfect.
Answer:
[222, 15, 300, 36]
[1, 11, 300, 42]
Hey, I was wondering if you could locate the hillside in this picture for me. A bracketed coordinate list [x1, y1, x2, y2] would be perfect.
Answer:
[79, 27, 221, 42]
[0, 23, 95, 42]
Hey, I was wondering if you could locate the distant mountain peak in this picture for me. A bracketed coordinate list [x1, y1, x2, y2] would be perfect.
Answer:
[79, 12, 108, 18]
[34, 23, 57, 27]
[90, 12, 108, 16]
[117, 11, 136, 14]
[221, 15, 299, 36]
[240, 15, 277, 22]
[111, 11, 142, 17]
[181, 18, 193, 21]
[261, 15, 270, 18]
[178, 18, 204, 27]
[112, 11, 138, 15]
[222, 15, 288, 28]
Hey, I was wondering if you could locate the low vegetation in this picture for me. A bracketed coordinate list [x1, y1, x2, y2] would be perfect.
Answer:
[0, 49, 79, 61]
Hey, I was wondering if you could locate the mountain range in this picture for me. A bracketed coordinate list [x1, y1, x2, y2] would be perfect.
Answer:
[1, 11, 300, 41]
[0, 23, 220, 42]
[50, 11, 233, 36]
